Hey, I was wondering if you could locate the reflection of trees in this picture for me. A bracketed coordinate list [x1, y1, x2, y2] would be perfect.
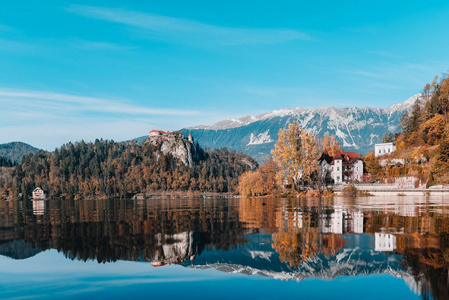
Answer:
[240, 198, 345, 267]
[272, 229, 322, 267]
[2, 197, 449, 300]
[401, 249, 449, 300]
[0, 198, 247, 264]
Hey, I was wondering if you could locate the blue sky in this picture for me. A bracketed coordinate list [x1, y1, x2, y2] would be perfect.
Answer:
[1, 0, 449, 150]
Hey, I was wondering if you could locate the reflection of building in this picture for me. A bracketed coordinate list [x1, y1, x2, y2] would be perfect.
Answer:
[351, 211, 364, 234]
[321, 209, 364, 234]
[375, 233, 396, 252]
[32, 200, 45, 216]
[322, 207, 343, 234]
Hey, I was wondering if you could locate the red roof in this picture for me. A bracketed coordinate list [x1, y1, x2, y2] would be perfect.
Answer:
[333, 150, 343, 159]
[150, 130, 166, 134]
[319, 149, 362, 165]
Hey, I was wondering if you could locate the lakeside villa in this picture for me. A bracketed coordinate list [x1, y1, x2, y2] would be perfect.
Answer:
[319, 149, 364, 184]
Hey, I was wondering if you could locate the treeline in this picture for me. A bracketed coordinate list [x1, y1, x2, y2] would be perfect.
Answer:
[364, 73, 449, 185]
[238, 123, 337, 197]
[0, 139, 257, 199]
[0, 156, 14, 168]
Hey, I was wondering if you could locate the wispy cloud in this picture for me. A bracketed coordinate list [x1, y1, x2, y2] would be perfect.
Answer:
[0, 88, 200, 117]
[67, 5, 312, 45]
[338, 26, 378, 34]
[337, 61, 443, 82]
[0, 88, 204, 149]
[366, 50, 400, 59]
[69, 39, 134, 51]
[336, 69, 384, 79]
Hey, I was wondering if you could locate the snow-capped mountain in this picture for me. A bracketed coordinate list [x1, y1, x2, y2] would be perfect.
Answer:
[180, 95, 419, 162]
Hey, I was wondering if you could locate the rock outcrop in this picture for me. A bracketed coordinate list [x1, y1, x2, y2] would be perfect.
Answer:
[144, 134, 203, 167]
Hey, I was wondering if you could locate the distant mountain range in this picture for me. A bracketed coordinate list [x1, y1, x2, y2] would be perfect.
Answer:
[3, 96, 417, 164]
[176, 95, 418, 162]
[0, 142, 40, 163]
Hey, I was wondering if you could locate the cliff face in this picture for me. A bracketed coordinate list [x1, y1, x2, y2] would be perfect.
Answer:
[145, 135, 202, 167]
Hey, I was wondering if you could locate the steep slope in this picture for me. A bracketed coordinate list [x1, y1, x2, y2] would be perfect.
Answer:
[179, 95, 418, 162]
[144, 134, 204, 167]
[0, 142, 40, 164]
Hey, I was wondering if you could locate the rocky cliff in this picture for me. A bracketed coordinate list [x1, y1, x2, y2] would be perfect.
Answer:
[144, 134, 203, 167]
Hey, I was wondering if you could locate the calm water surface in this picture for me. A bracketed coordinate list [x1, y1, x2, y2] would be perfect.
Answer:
[0, 196, 448, 299]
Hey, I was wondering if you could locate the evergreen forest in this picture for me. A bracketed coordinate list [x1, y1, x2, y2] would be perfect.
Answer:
[0, 139, 257, 200]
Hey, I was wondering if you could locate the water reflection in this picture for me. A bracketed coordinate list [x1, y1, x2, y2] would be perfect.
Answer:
[0, 196, 448, 299]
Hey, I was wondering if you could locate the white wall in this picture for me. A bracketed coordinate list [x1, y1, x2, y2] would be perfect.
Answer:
[374, 233, 396, 252]
[375, 143, 396, 157]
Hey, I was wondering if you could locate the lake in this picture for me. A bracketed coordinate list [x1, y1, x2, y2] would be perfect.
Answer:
[0, 196, 448, 300]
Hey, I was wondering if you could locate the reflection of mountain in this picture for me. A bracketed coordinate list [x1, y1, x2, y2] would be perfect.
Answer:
[0, 240, 42, 259]
[186, 233, 408, 280]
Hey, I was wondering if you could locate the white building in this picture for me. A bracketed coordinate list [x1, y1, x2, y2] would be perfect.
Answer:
[319, 149, 364, 184]
[374, 233, 396, 252]
[374, 142, 396, 157]
[32, 187, 46, 200]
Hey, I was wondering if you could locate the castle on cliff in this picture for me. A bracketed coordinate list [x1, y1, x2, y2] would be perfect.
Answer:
[149, 130, 194, 143]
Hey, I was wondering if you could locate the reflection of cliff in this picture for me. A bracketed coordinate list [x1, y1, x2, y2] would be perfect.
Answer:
[149, 232, 195, 266]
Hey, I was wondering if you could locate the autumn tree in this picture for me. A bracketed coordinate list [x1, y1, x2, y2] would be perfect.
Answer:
[418, 114, 446, 145]
[272, 121, 319, 192]
[321, 133, 341, 156]
[238, 171, 264, 197]
[381, 132, 395, 143]
[257, 158, 278, 195]
[439, 77, 449, 119]
[364, 152, 382, 180]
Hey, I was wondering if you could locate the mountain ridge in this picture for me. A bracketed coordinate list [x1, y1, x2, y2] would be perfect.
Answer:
[0, 142, 40, 164]
[178, 95, 419, 162]
[189, 95, 418, 131]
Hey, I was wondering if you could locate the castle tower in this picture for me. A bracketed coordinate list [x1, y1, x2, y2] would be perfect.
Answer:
[188, 134, 194, 143]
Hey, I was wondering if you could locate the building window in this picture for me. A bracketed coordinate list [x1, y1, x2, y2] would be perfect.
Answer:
[379, 149, 381, 153]
[356, 167, 358, 171]
[337, 176, 340, 181]
[337, 167, 339, 171]
[388, 148, 390, 152]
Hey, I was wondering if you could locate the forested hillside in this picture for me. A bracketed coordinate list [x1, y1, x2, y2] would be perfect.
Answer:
[0, 138, 257, 200]
[365, 73, 449, 185]
[0, 142, 40, 163]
